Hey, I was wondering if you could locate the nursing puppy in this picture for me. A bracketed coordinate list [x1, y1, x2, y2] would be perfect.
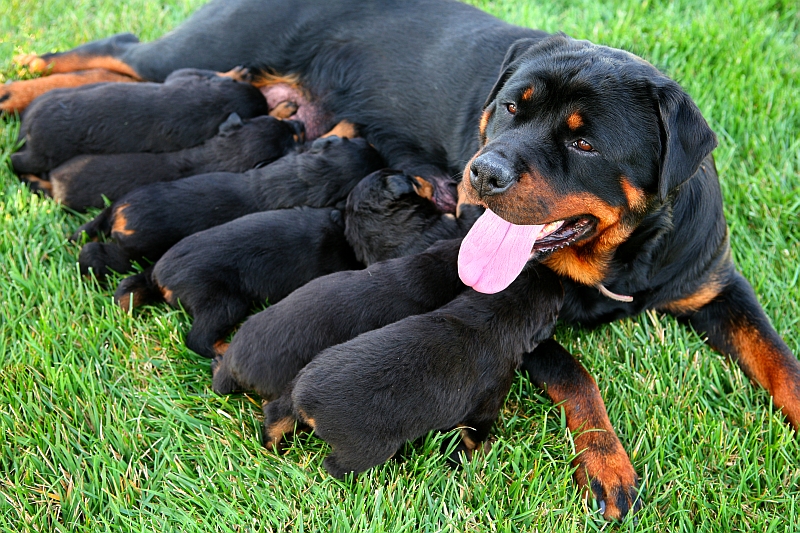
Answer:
[11, 67, 269, 175]
[116, 206, 361, 358]
[47, 113, 303, 210]
[73, 136, 384, 280]
[345, 169, 484, 265]
[264, 264, 563, 478]
[212, 238, 467, 400]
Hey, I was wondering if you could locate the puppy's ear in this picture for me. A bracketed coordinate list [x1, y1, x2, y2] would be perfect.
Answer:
[483, 38, 541, 109]
[654, 80, 717, 201]
[385, 173, 417, 198]
[218, 112, 244, 135]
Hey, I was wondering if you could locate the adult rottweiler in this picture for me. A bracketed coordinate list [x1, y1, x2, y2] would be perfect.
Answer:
[5, 0, 797, 520]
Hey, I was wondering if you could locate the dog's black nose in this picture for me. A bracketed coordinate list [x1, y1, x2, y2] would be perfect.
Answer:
[469, 152, 516, 196]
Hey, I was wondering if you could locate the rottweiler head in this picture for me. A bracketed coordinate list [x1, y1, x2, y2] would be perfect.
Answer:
[459, 34, 717, 286]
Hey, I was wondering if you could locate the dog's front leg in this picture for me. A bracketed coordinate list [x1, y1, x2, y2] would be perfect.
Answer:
[521, 339, 641, 521]
[671, 270, 800, 428]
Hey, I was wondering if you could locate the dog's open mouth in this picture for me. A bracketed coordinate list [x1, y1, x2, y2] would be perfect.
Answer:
[458, 210, 596, 294]
[530, 216, 596, 257]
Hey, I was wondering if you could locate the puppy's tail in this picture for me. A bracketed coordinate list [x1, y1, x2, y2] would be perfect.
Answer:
[70, 205, 114, 242]
[114, 267, 163, 311]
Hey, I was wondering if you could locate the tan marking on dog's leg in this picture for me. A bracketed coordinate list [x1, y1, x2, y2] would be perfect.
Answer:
[1, 70, 138, 113]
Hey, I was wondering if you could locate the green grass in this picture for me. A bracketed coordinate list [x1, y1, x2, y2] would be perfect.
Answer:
[1, 0, 798, 531]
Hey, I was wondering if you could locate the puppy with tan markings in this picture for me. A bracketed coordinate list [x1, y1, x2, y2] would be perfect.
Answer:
[47, 113, 303, 210]
[12, 67, 268, 175]
[344, 169, 484, 265]
[212, 239, 467, 400]
[116, 206, 361, 358]
[263, 264, 562, 478]
[73, 136, 384, 280]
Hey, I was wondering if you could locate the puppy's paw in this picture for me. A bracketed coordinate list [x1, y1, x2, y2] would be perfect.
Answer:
[573, 432, 641, 521]
[219, 66, 252, 83]
[19, 174, 53, 196]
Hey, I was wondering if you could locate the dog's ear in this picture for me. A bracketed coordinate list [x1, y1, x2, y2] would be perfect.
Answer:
[654, 80, 717, 201]
[218, 112, 244, 135]
[483, 38, 541, 109]
[484, 34, 569, 109]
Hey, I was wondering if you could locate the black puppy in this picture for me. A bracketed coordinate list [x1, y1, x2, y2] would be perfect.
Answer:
[345, 169, 484, 265]
[264, 264, 563, 478]
[73, 136, 384, 279]
[212, 238, 467, 400]
[116, 206, 361, 358]
[46, 113, 303, 210]
[11, 67, 269, 175]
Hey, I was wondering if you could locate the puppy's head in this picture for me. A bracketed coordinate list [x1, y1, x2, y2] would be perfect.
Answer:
[345, 170, 442, 265]
[299, 136, 385, 182]
[460, 34, 717, 285]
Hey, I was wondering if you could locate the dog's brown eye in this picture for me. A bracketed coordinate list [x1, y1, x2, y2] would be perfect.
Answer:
[573, 139, 593, 152]
[505, 103, 517, 115]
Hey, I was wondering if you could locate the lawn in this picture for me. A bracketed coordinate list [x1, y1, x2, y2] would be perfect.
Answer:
[1, 0, 798, 531]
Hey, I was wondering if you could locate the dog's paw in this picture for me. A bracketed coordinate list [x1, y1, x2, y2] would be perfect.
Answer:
[573, 432, 641, 521]
[0, 81, 32, 114]
[12, 53, 48, 73]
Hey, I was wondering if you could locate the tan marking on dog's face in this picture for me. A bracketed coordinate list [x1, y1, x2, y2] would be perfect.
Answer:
[521, 86, 534, 101]
[478, 108, 496, 145]
[412, 176, 435, 200]
[566, 112, 584, 130]
[620, 177, 646, 211]
[320, 120, 358, 139]
[110, 203, 135, 237]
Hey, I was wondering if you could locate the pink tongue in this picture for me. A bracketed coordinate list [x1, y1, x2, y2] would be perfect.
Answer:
[458, 209, 544, 293]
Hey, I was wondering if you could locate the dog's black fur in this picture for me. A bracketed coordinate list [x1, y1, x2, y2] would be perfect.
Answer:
[212, 239, 467, 400]
[11, 68, 268, 174]
[344, 169, 484, 265]
[116, 207, 361, 358]
[9, 0, 799, 520]
[47, 113, 303, 210]
[73, 136, 384, 279]
[264, 264, 562, 478]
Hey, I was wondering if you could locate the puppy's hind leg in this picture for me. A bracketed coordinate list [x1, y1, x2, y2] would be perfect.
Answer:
[114, 267, 163, 311]
[262, 394, 298, 451]
[184, 296, 250, 358]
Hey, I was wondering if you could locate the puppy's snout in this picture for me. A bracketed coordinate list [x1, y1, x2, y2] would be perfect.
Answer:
[469, 152, 516, 196]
